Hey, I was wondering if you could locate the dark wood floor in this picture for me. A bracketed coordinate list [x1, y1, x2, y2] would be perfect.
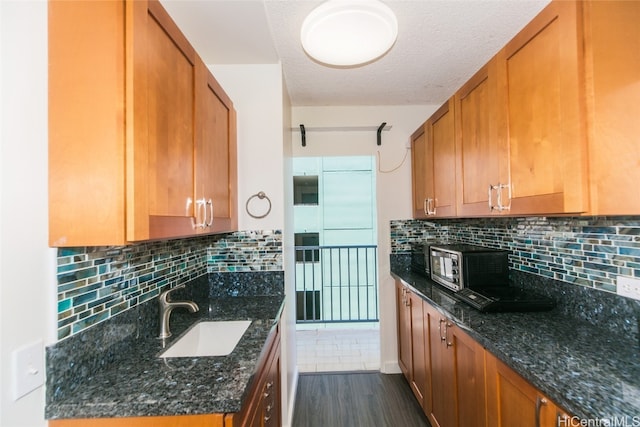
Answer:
[292, 372, 431, 427]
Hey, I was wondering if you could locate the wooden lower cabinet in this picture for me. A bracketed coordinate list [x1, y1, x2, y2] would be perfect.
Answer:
[49, 414, 224, 427]
[397, 285, 571, 427]
[486, 353, 568, 427]
[425, 303, 485, 427]
[396, 281, 429, 408]
[225, 323, 281, 427]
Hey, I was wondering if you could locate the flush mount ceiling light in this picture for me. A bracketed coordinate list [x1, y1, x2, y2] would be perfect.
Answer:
[300, 0, 398, 67]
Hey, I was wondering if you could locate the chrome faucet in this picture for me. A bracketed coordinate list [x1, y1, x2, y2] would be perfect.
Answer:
[158, 284, 199, 339]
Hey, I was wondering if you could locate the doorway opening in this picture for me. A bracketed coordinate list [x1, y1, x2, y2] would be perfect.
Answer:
[292, 156, 379, 372]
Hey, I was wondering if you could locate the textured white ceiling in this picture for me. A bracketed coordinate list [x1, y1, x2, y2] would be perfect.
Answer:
[160, 0, 551, 106]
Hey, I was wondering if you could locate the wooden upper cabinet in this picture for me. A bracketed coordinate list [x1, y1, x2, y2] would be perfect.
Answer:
[455, 58, 508, 216]
[131, 0, 199, 241]
[429, 99, 457, 217]
[583, 1, 640, 215]
[195, 62, 238, 234]
[411, 123, 430, 219]
[411, 98, 456, 219]
[49, 0, 237, 246]
[495, 0, 589, 215]
[49, 0, 128, 246]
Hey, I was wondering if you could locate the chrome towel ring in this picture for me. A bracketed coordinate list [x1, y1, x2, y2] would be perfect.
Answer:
[246, 191, 272, 219]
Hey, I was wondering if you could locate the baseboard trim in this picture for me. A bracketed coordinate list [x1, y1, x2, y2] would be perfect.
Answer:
[381, 360, 402, 374]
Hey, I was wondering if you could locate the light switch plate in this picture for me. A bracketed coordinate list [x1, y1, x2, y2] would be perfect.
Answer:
[617, 276, 640, 301]
[12, 340, 44, 400]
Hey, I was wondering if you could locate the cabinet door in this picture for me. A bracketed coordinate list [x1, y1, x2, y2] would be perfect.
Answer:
[428, 98, 457, 217]
[396, 282, 412, 378]
[411, 123, 431, 219]
[49, 0, 128, 246]
[426, 303, 486, 427]
[451, 325, 486, 427]
[455, 59, 508, 216]
[486, 353, 562, 427]
[128, 0, 198, 241]
[584, 0, 640, 215]
[263, 341, 281, 427]
[426, 305, 456, 427]
[195, 62, 238, 234]
[409, 292, 427, 407]
[496, 0, 589, 215]
[49, 0, 215, 246]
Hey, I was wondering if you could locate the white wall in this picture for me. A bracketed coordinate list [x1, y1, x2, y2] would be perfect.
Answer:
[209, 64, 285, 232]
[280, 77, 298, 427]
[1, 1, 56, 426]
[209, 63, 299, 426]
[291, 105, 439, 373]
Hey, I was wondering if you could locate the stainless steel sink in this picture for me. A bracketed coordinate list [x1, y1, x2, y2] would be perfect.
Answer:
[159, 320, 251, 358]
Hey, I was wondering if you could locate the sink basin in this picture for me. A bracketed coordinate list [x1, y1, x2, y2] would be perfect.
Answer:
[159, 320, 251, 358]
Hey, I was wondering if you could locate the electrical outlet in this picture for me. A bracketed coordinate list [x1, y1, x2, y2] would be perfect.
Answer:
[12, 340, 44, 400]
[617, 276, 640, 301]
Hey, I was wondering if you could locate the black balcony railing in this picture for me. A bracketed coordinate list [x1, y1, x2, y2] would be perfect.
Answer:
[294, 245, 378, 323]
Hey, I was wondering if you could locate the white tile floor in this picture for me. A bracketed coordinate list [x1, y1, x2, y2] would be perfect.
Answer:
[296, 322, 381, 373]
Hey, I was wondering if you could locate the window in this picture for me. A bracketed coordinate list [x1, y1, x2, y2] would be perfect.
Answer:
[293, 175, 319, 205]
[295, 232, 320, 262]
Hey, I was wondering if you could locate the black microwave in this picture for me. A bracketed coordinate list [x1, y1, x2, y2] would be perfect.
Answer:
[429, 244, 509, 292]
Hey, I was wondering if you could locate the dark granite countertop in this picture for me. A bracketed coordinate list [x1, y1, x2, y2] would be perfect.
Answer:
[46, 294, 285, 419]
[391, 268, 640, 421]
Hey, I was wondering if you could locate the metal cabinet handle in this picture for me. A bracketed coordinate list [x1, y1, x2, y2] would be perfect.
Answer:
[196, 198, 207, 228]
[423, 198, 428, 215]
[187, 198, 198, 229]
[445, 322, 453, 347]
[205, 199, 213, 227]
[488, 183, 512, 212]
[535, 396, 548, 427]
[499, 183, 512, 211]
[438, 318, 447, 341]
[488, 185, 494, 211]
[424, 198, 436, 215]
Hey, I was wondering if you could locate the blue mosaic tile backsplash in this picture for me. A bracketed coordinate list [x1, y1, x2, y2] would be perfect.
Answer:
[390, 216, 640, 295]
[56, 230, 282, 340]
